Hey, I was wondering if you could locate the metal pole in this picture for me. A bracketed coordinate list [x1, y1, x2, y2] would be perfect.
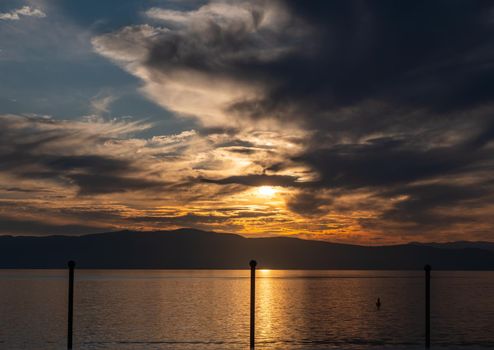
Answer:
[250, 260, 257, 349]
[67, 260, 75, 350]
[424, 264, 431, 349]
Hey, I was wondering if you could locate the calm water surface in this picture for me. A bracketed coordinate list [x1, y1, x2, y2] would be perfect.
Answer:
[0, 270, 493, 350]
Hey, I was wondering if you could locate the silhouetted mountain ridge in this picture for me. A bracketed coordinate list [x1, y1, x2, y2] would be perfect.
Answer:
[1, 229, 494, 270]
[410, 241, 494, 252]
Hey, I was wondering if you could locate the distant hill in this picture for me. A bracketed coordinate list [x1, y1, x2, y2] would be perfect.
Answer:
[410, 241, 494, 252]
[1, 229, 494, 270]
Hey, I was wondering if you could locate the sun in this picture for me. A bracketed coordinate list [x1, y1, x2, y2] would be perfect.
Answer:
[256, 186, 278, 197]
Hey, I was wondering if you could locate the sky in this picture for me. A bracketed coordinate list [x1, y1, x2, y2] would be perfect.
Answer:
[1, 0, 494, 244]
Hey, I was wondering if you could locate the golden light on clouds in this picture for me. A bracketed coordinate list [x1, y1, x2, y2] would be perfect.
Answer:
[2, 0, 494, 246]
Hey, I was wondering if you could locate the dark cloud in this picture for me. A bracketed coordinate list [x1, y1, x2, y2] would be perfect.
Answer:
[137, 1, 494, 144]
[138, 1, 494, 131]
[0, 116, 165, 195]
[224, 147, 258, 155]
[289, 133, 494, 231]
[294, 137, 490, 190]
[226, 1, 494, 119]
[374, 183, 494, 228]
[5, 152, 163, 196]
[201, 174, 299, 187]
[286, 190, 330, 217]
[0, 216, 108, 236]
[46, 155, 130, 173]
[145, 2, 305, 78]
[2, 187, 49, 193]
[67, 173, 165, 195]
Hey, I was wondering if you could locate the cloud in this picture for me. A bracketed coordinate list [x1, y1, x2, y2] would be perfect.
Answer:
[294, 136, 491, 190]
[90, 94, 117, 115]
[0, 6, 46, 21]
[0, 215, 107, 236]
[92, 0, 309, 128]
[285, 190, 331, 217]
[0, 114, 162, 196]
[0, 114, 315, 237]
[87, 0, 494, 241]
[1, 0, 492, 242]
[201, 174, 300, 187]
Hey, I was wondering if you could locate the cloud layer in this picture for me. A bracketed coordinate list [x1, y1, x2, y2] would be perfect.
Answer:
[3, 0, 494, 243]
[0, 114, 311, 237]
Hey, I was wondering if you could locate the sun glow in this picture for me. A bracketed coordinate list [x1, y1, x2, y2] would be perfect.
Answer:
[256, 186, 278, 197]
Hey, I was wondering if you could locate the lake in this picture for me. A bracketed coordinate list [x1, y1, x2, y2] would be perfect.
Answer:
[0, 270, 493, 349]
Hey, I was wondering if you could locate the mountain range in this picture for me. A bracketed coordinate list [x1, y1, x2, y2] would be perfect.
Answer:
[1, 228, 493, 270]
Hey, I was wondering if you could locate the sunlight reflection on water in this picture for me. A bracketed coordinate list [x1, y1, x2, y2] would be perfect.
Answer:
[0, 270, 493, 349]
